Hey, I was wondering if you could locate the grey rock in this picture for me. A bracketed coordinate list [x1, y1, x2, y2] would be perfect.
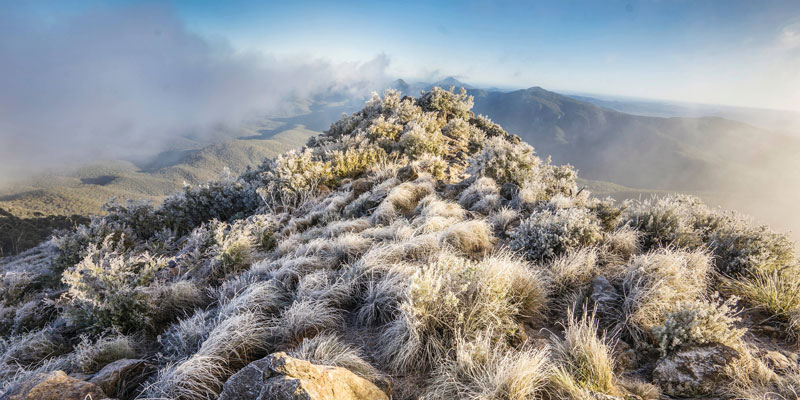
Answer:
[590, 276, 621, 325]
[220, 352, 388, 400]
[1, 370, 106, 400]
[653, 343, 739, 397]
[89, 359, 154, 399]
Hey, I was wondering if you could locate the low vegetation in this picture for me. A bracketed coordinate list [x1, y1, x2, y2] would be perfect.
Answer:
[0, 88, 798, 399]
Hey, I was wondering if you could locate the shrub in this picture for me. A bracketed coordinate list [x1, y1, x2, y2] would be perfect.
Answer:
[399, 115, 446, 158]
[707, 219, 795, 276]
[623, 195, 705, 250]
[467, 137, 540, 187]
[423, 334, 551, 400]
[418, 86, 474, 121]
[652, 295, 745, 355]
[62, 249, 167, 332]
[510, 207, 603, 262]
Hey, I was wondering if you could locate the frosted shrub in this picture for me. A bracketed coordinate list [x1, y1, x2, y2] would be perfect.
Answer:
[264, 149, 332, 196]
[418, 86, 474, 121]
[653, 295, 745, 355]
[441, 117, 470, 147]
[399, 114, 446, 158]
[707, 218, 795, 275]
[468, 137, 540, 187]
[510, 207, 603, 262]
[623, 195, 705, 250]
[63, 249, 167, 332]
[160, 180, 260, 235]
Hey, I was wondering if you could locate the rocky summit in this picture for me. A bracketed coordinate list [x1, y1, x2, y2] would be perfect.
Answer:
[1, 88, 799, 399]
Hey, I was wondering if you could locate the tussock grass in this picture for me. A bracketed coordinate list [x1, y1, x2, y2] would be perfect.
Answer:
[145, 311, 268, 399]
[620, 248, 711, 343]
[440, 220, 495, 259]
[378, 251, 547, 373]
[289, 333, 380, 381]
[423, 334, 551, 400]
[74, 334, 137, 373]
[270, 299, 344, 347]
[549, 309, 620, 399]
[726, 267, 800, 338]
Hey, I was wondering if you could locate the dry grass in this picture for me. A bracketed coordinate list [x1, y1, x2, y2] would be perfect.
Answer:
[549, 309, 620, 399]
[620, 248, 711, 344]
[423, 334, 551, 400]
[289, 333, 380, 381]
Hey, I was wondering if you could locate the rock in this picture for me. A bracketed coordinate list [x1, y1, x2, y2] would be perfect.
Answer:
[500, 182, 519, 200]
[590, 276, 621, 325]
[89, 359, 154, 399]
[350, 179, 373, 196]
[397, 165, 418, 182]
[220, 352, 388, 400]
[762, 351, 793, 372]
[653, 343, 740, 397]
[613, 340, 637, 373]
[2, 370, 106, 400]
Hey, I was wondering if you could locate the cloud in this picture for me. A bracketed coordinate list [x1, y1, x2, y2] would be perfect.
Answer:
[0, 4, 390, 180]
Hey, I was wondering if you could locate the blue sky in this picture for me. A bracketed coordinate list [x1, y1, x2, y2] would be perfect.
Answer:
[6, 0, 800, 110]
[166, 0, 800, 110]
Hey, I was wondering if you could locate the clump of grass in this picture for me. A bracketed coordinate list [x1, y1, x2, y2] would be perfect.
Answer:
[270, 299, 344, 347]
[549, 309, 620, 399]
[289, 333, 379, 381]
[726, 266, 800, 338]
[620, 249, 711, 344]
[439, 219, 495, 259]
[145, 311, 268, 399]
[423, 334, 551, 400]
[74, 334, 137, 374]
[378, 250, 547, 372]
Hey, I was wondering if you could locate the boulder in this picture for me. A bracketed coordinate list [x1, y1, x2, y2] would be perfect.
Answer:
[653, 343, 739, 397]
[2, 370, 106, 400]
[89, 359, 154, 399]
[219, 352, 388, 400]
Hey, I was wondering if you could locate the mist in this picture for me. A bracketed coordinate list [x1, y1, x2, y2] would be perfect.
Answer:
[0, 4, 390, 182]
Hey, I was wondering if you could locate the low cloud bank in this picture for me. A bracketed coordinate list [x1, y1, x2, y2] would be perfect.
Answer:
[0, 4, 389, 181]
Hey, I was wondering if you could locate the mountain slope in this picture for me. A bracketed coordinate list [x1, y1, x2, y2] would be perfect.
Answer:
[1, 88, 798, 400]
[470, 86, 800, 190]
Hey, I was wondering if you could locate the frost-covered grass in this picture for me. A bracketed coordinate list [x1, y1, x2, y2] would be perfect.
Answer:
[1, 87, 798, 399]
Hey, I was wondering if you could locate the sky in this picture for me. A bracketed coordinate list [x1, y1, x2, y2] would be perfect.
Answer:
[174, 0, 800, 111]
[7, 0, 800, 111]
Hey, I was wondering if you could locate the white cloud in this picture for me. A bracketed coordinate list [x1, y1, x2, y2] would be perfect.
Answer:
[0, 5, 390, 180]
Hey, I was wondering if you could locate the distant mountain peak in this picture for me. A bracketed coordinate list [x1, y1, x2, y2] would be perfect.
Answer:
[432, 76, 472, 89]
